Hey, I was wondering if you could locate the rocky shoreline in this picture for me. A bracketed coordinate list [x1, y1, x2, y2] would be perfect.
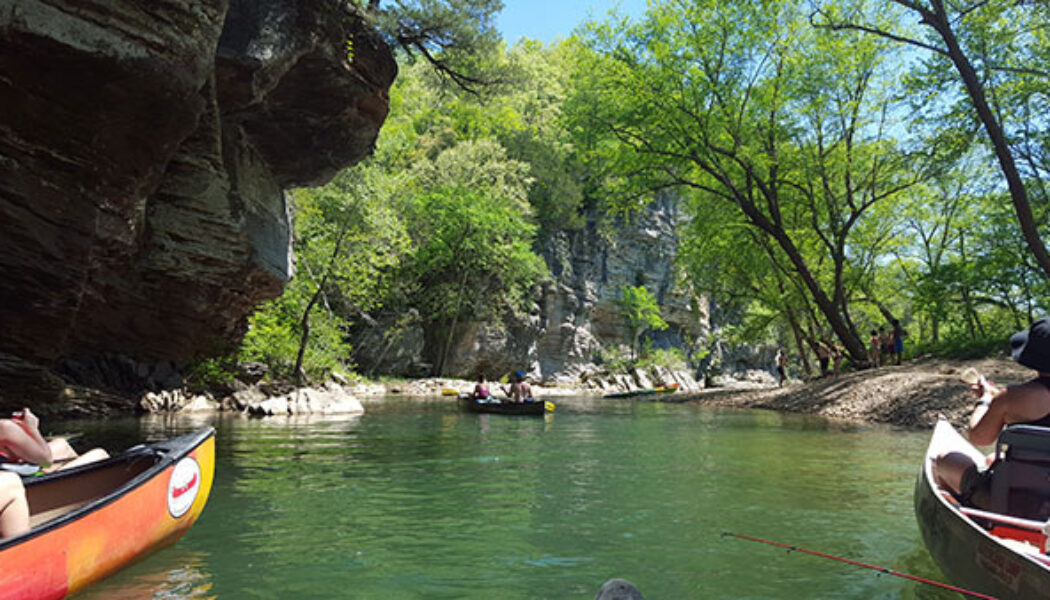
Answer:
[680, 357, 1030, 430]
[131, 357, 1028, 429]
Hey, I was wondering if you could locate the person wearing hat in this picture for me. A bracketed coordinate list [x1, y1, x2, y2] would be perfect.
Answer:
[934, 317, 1050, 508]
[502, 370, 534, 403]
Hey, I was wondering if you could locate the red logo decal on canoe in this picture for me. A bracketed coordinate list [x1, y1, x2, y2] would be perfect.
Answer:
[172, 472, 198, 499]
[168, 457, 202, 519]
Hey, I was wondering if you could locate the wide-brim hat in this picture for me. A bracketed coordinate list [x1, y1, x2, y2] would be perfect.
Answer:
[1011, 317, 1050, 372]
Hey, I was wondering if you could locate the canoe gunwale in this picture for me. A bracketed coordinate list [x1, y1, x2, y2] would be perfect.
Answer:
[0, 427, 215, 551]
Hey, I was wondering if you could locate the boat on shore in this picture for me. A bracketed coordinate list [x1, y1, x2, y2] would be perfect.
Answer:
[603, 383, 679, 399]
[0, 428, 215, 600]
[458, 395, 554, 416]
[915, 419, 1050, 599]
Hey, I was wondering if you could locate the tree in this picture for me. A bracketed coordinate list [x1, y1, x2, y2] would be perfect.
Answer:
[619, 285, 668, 360]
[362, 0, 506, 93]
[573, 0, 916, 363]
[812, 0, 1050, 279]
[239, 169, 409, 382]
[401, 139, 547, 374]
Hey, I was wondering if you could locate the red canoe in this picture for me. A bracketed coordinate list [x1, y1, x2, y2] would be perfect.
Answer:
[0, 428, 215, 600]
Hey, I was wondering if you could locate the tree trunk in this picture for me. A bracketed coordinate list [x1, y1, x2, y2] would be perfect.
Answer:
[293, 280, 327, 384]
[742, 202, 868, 362]
[435, 269, 471, 377]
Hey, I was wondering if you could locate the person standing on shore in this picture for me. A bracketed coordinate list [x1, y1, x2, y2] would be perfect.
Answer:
[828, 339, 843, 376]
[814, 339, 831, 377]
[775, 348, 787, 387]
[869, 329, 881, 367]
[892, 319, 906, 365]
[879, 326, 893, 366]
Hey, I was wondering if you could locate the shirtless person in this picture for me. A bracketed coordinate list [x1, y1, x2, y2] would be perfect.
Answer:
[502, 371, 534, 402]
[935, 318, 1050, 508]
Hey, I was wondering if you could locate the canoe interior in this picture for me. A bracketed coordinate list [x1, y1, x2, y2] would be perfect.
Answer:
[25, 451, 157, 529]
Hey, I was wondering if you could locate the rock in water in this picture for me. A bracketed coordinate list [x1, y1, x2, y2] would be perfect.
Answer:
[595, 578, 644, 600]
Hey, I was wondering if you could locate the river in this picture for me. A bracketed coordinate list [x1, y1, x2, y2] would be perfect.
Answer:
[67, 397, 958, 599]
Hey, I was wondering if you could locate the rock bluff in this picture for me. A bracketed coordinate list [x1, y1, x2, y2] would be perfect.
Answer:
[0, 0, 396, 411]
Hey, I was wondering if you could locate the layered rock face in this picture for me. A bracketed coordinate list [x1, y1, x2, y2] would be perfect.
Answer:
[0, 0, 396, 410]
[358, 195, 711, 385]
[528, 195, 708, 383]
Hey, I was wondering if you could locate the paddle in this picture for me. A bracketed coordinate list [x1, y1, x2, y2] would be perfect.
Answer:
[723, 532, 1000, 600]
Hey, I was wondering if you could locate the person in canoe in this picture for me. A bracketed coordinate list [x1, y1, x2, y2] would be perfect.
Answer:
[471, 374, 492, 401]
[0, 407, 109, 475]
[0, 468, 29, 538]
[935, 317, 1050, 509]
[502, 370, 534, 403]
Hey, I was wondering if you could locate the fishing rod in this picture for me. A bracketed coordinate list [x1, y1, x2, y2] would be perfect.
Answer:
[722, 531, 999, 600]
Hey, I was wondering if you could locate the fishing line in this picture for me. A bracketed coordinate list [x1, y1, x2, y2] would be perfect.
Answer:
[722, 531, 999, 600]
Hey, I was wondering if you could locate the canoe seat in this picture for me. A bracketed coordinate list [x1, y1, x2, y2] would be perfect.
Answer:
[990, 425, 1050, 520]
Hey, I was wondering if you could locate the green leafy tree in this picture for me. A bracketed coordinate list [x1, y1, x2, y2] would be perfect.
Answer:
[400, 139, 547, 374]
[619, 285, 668, 360]
[813, 0, 1050, 279]
[362, 0, 506, 93]
[240, 169, 409, 382]
[573, 0, 919, 363]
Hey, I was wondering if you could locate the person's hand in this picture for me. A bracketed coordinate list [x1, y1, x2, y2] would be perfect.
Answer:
[18, 407, 39, 430]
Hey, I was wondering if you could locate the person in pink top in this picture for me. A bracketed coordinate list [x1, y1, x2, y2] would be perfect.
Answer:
[471, 375, 491, 400]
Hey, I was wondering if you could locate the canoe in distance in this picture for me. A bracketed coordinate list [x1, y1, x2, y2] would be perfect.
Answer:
[915, 419, 1050, 599]
[458, 396, 554, 415]
[602, 389, 657, 399]
[0, 428, 216, 600]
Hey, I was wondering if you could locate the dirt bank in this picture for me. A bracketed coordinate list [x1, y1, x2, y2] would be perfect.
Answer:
[678, 357, 1031, 430]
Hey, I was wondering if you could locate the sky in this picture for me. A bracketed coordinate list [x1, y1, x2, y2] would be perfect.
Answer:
[496, 0, 648, 45]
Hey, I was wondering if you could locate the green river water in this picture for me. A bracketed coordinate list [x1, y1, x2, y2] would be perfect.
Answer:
[66, 397, 961, 599]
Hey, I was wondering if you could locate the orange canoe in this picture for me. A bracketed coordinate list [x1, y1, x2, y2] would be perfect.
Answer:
[0, 428, 215, 600]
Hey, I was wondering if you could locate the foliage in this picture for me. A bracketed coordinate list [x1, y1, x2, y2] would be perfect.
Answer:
[183, 357, 238, 392]
[227, 0, 1050, 385]
[238, 170, 409, 382]
[363, 0, 507, 93]
[618, 285, 668, 359]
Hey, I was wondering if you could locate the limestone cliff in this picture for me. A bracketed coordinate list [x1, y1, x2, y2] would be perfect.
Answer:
[0, 0, 396, 412]
[354, 195, 710, 387]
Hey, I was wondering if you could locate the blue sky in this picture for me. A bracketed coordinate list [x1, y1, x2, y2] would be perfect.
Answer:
[496, 0, 648, 44]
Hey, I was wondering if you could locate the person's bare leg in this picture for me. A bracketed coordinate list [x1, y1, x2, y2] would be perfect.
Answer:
[934, 452, 976, 495]
[0, 472, 29, 538]
[47, 437, 79, 462]
[56, 448, 109, 471]
[0, 420, 50, 465]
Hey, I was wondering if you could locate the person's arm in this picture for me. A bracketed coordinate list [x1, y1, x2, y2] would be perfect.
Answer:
[1, 408, 53, 465]
[968, 380, 1006, 447]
